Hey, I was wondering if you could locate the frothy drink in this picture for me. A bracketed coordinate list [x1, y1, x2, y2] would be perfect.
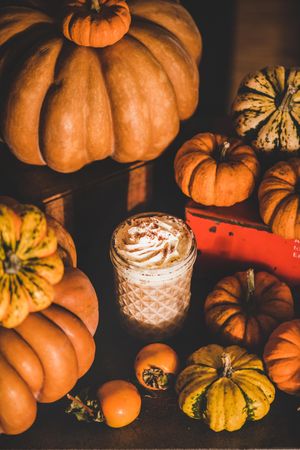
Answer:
[110, 213, 197, 341]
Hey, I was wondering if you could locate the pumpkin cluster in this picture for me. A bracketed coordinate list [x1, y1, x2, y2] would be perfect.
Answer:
[174, 64, 300, 240]
[173, 263, 299, 432]
[202, 267, 300, 394]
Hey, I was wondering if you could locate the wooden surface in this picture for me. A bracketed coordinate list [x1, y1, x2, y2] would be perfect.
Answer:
[0, 143, 153, 233]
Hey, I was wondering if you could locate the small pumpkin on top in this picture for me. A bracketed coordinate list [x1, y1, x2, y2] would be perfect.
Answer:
[176, 344, 275, 432]
[174, 132, 260, 207]
[263, 319, 300, 396]
[62, 0, 132, 48]
[258, 157, 300, 240]
[231, 65, 300, 152]
[204, 268, 294, 350]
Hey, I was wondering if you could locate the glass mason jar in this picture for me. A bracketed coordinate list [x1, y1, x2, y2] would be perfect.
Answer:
[110, 212, 197, 341]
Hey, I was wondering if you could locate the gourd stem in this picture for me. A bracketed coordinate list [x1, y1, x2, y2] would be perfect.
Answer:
[279, 84, 297, 112]
[4, 251, 21, 274]
[91, 0, 101, 13]
[66, 394, 94, 417]
[221, 352, 233, 378]
[220, 141, 230, 161]
[246, 268, 255, 303]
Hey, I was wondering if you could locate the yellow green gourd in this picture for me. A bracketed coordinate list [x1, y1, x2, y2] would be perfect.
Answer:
[0, 203, 64, 328]
[176, 344, 275, 432]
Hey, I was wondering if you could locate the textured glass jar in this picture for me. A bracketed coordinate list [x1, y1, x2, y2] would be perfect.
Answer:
[110, 212, 197, 341]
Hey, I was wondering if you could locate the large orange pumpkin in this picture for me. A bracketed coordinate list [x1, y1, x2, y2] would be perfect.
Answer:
[174, 132, 260, 206]
[263, 319, 300, 396]
[258, 158, 300, 239]
[0, 266, 99, 435]
[0, 0, 201, 173]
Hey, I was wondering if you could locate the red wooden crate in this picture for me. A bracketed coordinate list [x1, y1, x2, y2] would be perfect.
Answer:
[185, 198, 300, 287]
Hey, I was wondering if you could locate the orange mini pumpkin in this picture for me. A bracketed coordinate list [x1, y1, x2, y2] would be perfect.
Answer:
[258, 158, 300, 239]
[204, 269, 294, 349]
[62, 0, 131, 48]
[263, 319, 300, 396]
[174, 132, 260, 206]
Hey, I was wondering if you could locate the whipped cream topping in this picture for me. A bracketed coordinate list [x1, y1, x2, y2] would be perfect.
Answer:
[113, 214, 193, 269]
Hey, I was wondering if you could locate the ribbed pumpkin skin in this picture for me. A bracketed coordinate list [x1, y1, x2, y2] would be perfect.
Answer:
[231, 66, 300, 152]
[204, 270, 294, 350]
[0, 0, 201, 173]
[258, 158, 300, 239]
[174, 132, 260, 206]
[263, 319, 300, 396]
[176, 344, 275, 432]
[0, 266, 99, 435]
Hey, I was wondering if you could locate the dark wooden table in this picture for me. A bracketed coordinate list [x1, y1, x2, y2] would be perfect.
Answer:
[1, 113, 300, 450]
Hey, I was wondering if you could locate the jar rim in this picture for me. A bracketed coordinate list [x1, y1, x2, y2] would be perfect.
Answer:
[110, 211, 197, 274]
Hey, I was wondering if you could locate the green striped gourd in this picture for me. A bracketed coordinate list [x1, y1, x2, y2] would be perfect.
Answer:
[231, 66, 300, 152]
[0, 203, 64, 328]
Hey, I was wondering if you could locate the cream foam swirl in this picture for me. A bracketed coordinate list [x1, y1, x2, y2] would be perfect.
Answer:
[113, 215, 192, 269]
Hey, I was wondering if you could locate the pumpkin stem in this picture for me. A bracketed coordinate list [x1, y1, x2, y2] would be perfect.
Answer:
[66, 391, 104, 423]
[142, 366, 171, 390]
[220, 141, 230, 161]
[221, 352, 233, 378]
[279, 84, 297, 112]
[4, 251, 21, 274]
[91, 0, 101, 13]
[245, 268, 255, 303]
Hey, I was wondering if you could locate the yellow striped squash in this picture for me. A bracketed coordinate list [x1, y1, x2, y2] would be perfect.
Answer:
[175, 344, 275, 432]
[0, 203, 64, 328]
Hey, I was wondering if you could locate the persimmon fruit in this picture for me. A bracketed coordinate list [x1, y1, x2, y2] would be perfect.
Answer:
[97, 380, 141, 428]
[134, 343, 180, 390]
